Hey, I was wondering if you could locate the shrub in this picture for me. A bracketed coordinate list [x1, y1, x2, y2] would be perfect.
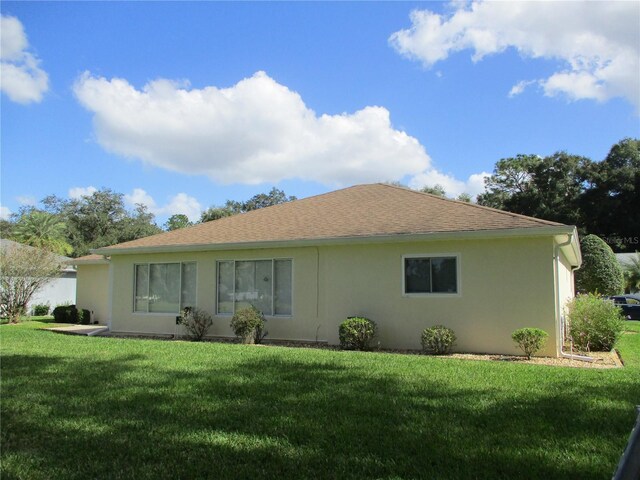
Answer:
[79, 309, 91, 325]
[52, 305, 82, 324]
[339, 317, 377, 351]
[230, 306, 266, 344]
[421, 325, 456, 355]
[33, 304, 50, 316]
[179, 307, 213, 341]
[511, 328, 548, 359]
[52, 305, 68, 323]
[566, 293, 625, 351]
[575, 235, 624, 295]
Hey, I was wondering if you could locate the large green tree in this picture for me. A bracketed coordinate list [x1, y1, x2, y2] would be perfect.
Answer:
[201, 187, 296, 223]
[164, 214, 193, 231]
[11, 210, 73, 256]
[579, 138, 640, 251]
[41, 189, 161, 257]
[477, 152, 591, 227]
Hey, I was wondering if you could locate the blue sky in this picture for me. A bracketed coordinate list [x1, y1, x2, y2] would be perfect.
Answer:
[2, 1, 639, 224]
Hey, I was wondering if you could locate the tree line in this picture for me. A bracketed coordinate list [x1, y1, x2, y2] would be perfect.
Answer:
[423, 138, 639, 252]
[1, 138, 637, 257]
[0, 188, 296, 258]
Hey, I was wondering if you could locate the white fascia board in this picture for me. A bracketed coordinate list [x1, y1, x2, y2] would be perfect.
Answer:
[92, 225, 575, 257]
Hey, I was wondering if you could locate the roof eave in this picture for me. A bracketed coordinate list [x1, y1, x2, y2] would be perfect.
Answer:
[92, 225, 576, 256]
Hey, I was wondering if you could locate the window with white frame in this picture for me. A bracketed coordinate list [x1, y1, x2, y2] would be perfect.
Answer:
[217, 259, 292, 316]
[134, 262, 197, 313]
[403, 255, 458, 294]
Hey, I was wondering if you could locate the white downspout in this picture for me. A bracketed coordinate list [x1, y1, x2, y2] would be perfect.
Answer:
[555, 234, 594, 362]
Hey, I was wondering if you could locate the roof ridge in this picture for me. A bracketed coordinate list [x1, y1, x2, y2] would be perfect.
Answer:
[375, 183, 564, 227]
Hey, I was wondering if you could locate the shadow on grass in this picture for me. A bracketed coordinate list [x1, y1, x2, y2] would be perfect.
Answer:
[2, 346, 639, 480]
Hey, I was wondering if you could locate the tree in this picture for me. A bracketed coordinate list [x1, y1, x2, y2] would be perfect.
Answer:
[164, 214, 192, 231]
[477, 152, 590, 227]
[200, 206, 234, 223]
[421, 184, 446, 197]
[41, 189, 161, 256]
[580, 138, 640, 252]
[623, 253, 640, 293]
[12, 210, 73, 256]
[456, 193, 472, 203]
[200, 188, 296, 223]
[575, 235, 624, 295]
[0, 242, 62, 323]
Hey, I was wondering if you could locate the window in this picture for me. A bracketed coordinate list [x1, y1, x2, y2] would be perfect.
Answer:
[217, 259, 292, 316]
[134, 262, 197, 313]
[403, 255, 458, 295]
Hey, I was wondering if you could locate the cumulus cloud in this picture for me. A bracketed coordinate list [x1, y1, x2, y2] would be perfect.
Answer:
[0, 205, 11, 220]
[125, 188, 202, 222]
[73, 71, 431, 186]
[68, 186, 98, 199]
[390, 1, 640, 108]
[0, 15, 49, 104]
[409, 170, 489, 198]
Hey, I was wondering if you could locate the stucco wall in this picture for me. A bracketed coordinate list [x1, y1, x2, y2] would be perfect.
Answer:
[319, 237, 558, 356]
[76, 264, 110, 325]
[106, 236, 564, 356]
[109, 248, 322, 341]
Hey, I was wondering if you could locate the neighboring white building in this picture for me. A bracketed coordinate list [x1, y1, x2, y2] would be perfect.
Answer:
[0, 239, 77, 314]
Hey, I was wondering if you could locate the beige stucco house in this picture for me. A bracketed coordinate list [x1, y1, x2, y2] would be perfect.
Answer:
[72, 183, 581, 356]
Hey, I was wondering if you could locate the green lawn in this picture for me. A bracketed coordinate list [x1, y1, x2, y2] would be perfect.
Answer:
[1, 321, 639, 480]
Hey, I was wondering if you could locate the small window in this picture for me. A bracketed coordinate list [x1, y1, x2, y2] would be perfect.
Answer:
[404, 255, 458, 295]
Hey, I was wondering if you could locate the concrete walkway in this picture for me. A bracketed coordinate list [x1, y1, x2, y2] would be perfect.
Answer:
[46, 325, 109, 336]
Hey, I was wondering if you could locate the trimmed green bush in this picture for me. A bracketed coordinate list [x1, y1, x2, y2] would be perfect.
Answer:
[79, 308, 91, 325]
[32, 304, 50, 316]
[230, 306, 266, 344]
[339, 317, 377, 351]
[511, 328, 548, 359]
[179, 307, 213, 341]
[52, 306, 68, 323]
[566, 293, 625, 351]
[575, 235, 624, 295]
[421, 325, 456, 355]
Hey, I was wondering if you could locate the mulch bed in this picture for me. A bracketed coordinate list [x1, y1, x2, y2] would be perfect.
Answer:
[96, 331, 624, 369]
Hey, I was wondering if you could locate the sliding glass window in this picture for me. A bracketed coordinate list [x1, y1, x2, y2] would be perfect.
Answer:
[134, 262, 197, 313]
[217, 259, 292, 316]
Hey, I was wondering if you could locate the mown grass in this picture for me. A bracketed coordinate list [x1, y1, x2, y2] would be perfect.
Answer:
[1, 321, 639, 480]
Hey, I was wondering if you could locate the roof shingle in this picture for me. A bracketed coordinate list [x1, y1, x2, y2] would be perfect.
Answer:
[96, 183, 568, 253]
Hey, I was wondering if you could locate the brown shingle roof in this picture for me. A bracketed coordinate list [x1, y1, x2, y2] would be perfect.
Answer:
[96, 183, 569, 254]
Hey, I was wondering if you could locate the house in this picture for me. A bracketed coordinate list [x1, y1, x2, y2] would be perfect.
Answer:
[0, 239, 77, 314]
[74, 184, 581, 356]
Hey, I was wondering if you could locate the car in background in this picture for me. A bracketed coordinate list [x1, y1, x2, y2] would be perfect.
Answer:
[607, 294, 640, 320]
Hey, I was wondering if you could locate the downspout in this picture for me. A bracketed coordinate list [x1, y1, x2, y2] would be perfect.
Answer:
[554, 233, 593, 362]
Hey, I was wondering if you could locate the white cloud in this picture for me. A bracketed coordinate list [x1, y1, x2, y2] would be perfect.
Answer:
[390, 1, 640, 108]
[16, 195, 36, 206]
[125, 188, 202, 222]
[73, 71, 431, 186]
[0, 15, 49, 104]
[68, 186, 98, 199]
[409, 170, 489, 198]
[0, 205, 11, 220]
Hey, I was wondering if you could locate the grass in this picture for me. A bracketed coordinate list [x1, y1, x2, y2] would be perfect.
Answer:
[1, 321, 639, 480]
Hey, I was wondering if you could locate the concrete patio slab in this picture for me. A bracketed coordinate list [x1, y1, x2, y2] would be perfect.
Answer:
[46, 325, 109, 336]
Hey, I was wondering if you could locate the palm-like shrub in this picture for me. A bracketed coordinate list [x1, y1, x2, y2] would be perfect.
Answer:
[623, 253, 640, 293]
